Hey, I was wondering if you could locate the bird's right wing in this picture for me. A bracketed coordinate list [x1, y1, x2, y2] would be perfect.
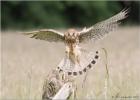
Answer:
[23, 29, 64, 42]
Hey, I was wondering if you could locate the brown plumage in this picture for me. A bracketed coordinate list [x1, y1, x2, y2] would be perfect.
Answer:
[24, 9, 129, 68]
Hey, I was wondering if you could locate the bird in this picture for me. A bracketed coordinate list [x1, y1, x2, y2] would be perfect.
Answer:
[24, 9, 128, 69]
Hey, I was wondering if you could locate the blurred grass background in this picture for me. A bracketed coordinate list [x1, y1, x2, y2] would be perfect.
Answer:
[1, 1, 140, 30]
[1, 1, 140, 100]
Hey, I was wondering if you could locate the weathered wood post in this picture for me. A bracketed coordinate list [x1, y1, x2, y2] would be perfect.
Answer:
[52, 82, 73, 100]
[42, 69, 75, 100]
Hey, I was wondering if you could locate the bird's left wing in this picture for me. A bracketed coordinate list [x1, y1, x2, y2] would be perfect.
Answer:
[79, 9, 129, 43]
[24, 29, 64, 42]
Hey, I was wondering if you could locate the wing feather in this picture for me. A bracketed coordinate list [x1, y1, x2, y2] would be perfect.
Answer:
[24, 29, 64, 42]
[79, 9, 129, 43]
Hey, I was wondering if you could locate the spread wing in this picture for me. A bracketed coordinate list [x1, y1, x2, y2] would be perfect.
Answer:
[79, 9, 129, 43]
[24, 29, 64, 42]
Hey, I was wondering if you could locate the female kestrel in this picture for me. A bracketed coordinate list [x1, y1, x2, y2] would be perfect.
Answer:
[24, 9, 128, 69]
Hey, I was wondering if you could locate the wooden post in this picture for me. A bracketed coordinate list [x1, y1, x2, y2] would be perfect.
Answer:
[52, 82, 73, 100]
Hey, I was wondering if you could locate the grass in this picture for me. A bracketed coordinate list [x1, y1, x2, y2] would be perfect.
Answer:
[1, 26, 140, 100]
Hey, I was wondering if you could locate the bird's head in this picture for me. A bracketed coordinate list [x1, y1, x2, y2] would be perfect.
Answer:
[64, 29, 79, 45]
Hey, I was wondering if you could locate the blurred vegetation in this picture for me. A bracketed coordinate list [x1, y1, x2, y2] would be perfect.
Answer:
[1, 1, 140, 30]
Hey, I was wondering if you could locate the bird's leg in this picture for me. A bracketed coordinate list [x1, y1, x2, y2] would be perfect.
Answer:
[65, 45, 70, 59]
[77, 55, 83, 67]
[73, 45, 82, 67]
[65, 44, 75, 60]
[76, 55, 80, 64]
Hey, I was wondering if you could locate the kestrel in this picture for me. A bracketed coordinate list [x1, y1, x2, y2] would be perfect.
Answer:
[24, 9, 128, 68]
